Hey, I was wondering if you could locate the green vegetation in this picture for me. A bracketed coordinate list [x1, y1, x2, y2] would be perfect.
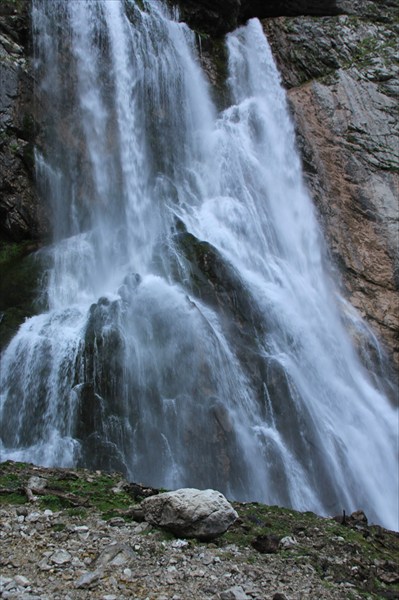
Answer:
[0, 240, 33, 264]
[0, 461, 136, 519]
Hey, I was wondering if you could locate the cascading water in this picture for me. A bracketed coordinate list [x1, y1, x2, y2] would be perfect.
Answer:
[0, 0, 397, 529]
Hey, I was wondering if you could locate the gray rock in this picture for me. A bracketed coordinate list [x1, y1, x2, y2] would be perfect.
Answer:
[140, 488, 238, 540]
[220, 586, 250, 600]
[49, 549, 72, 565]
[13, 575, 30, 587]
[27, 477, 48, 492]
[96, 543, 135, 567]
[279, 536, 298, 549]
[74, 570, 102, 589]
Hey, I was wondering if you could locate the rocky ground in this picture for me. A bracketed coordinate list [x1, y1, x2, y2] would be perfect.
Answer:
[1, 462, 398, 600]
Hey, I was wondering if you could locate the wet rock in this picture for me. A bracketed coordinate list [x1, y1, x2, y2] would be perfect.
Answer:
[140, 488, 238, 540]
[264, 9, 399, 371]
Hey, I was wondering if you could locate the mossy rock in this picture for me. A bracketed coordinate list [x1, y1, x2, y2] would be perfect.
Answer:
[0, 241, 44, 350]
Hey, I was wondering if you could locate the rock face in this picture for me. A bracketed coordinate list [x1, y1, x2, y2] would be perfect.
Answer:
[263, 1, 399, 369]
[0, 0, 43, 242]
[140, 488, 238, 540]
[176, 0, 341, 36]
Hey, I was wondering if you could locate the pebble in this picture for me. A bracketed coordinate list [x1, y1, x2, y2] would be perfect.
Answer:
[50, 549, 72, 565]
[14, 575, 30, 586]
[279, 536, 298, 549]
[75, 570, 102, 589]
[220, 586, 250, 600]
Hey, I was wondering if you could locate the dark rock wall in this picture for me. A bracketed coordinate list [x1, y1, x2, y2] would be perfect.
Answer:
[0, 0, 44, 243]
[176, 0, 341, 36]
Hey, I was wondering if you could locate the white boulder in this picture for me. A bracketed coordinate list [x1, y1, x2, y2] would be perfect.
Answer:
[140, 488, 238, 540]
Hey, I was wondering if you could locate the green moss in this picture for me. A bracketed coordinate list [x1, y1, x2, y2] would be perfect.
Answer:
[52, 523, 66, 532]
[42, 472, 135, 518]
[38, 494, 74, 511]
[0, 492, 26, 505]
[0, 241, 32, 265]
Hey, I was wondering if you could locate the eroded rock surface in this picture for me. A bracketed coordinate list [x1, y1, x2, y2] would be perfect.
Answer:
[263, 5, 399, 368]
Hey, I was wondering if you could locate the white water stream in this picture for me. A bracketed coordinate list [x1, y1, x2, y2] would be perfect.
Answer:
[0, 0, 397, 529]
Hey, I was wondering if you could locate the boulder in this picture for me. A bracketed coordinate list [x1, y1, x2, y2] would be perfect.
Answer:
[140, 488, 238, 540]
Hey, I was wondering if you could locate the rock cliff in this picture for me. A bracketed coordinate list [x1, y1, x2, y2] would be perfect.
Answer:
[176, 0, 341, 36]
[0, 0, 42, 242]
[263, 0, 399, 368]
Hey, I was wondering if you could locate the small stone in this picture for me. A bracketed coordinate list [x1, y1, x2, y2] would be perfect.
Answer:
[0, 577, 14, 589]
[108, 517, 125, 527]
[71, 557, 85, 568]
[220, 586, 249, 600]
[279, 536, 298, 549]
[27, 476, 48, 491]
[133, 522, 151, 534]
[171, 539, 188, 548]
[97, 543, 135, 567]
[14, 575, 30, 587]
[26, 512, 41, 523]
[273, 594, 288, 600]
[75, 570, 102, 589]
[50, 549, 72, 565]
[73, 526, 89, 533]
[111, 480, 126, 493]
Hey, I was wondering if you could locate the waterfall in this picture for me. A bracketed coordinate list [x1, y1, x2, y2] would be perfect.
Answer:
[0, 0, 397, 529]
